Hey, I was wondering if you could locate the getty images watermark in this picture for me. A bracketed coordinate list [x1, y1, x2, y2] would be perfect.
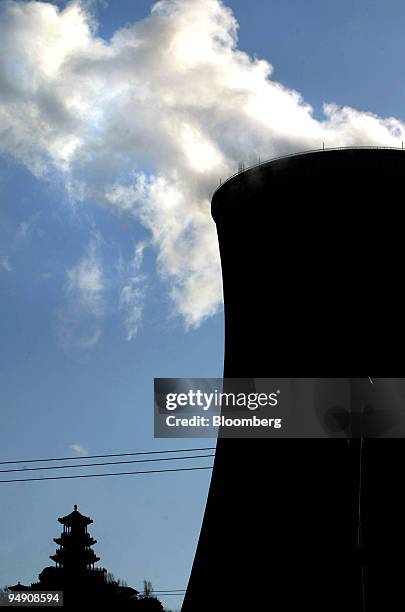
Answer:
[154, 378, 288, 438]
[155, 378, 405, 438]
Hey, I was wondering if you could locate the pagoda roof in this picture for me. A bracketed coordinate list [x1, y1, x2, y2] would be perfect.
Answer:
[54, 534, 96, 545]
[50, 549, 100, 563]
[58, 505, 93, 525]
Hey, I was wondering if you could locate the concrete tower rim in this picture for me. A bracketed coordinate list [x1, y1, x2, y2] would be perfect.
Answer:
[213, 145, 405, 200]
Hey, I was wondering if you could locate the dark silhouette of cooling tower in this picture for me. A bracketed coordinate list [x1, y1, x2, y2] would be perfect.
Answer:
[182, 148, 405, 612]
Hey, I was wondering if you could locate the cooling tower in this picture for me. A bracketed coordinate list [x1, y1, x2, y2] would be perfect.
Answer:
[182, 148, 405, 611]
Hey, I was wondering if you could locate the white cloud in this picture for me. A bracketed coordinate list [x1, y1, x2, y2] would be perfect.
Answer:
[18, 221, 30, 239]
[17, 212, 40, 239]
[119, 241, 147, 341]
[69, 443, 88, 456]
[1, 0, 404, 326]
[66, 234, 105, 316]
[56, 233, 105, 349]
[1, 256, 13, 272]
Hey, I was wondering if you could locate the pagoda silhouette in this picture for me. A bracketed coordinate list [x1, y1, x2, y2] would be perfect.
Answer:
[50, 505, 100, 573]
[8, 505, 163, 610]
[37, 504, 108, 590]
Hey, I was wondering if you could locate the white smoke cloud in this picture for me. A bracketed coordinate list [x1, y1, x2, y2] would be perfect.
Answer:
[17, 212, 40, 239]
[66, 234, 105, 315]
[1, 0, 404, 327]
[56, 233, 105, 348]
[1, 256, 13, 272]
[119, 241, 148, 341]
[69, 443, 89, 456]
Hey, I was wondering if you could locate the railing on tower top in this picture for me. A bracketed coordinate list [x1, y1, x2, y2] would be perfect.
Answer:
[213, 145, 405, 197]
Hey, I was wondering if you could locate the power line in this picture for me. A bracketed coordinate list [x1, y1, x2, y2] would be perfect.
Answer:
[0, 446, 216, 466]
[0, 465, 213, 484]
[153, 591, 186, 595]
[153, 590, 185, 593]
[0, 454, 215, 474]
[153, 593, 185, 596]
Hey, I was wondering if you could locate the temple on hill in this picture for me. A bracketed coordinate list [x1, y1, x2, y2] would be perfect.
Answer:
[36, 504, 108, 588]
[6, 504, 158, 607]
[50, 504, 100, 572]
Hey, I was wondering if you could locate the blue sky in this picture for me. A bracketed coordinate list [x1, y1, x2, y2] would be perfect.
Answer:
[1, 0, 405, 609]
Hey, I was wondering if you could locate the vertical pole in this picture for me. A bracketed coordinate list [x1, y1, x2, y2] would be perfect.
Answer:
[358, 436, 365, 611]
[357, 438, 364, 550]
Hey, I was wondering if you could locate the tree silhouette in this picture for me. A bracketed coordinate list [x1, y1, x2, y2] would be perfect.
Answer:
[142, 580, 154, 598]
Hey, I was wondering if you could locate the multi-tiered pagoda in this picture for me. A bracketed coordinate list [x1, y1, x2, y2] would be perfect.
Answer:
[7, 504, 158, 608]
[50, 505, 100, 573]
